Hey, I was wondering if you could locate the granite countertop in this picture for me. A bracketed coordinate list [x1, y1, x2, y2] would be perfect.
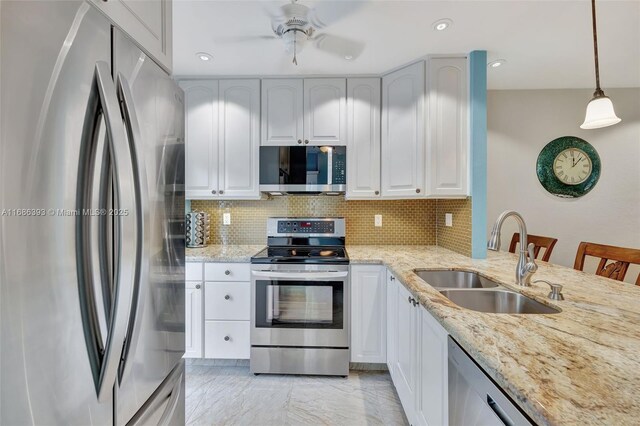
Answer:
[185, 245, 264, 262]
[346, 245, 640, 426]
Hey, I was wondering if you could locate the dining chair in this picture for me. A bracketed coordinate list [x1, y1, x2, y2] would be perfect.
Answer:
[508, 233, 558, 262]
[573, 242, 640, 285]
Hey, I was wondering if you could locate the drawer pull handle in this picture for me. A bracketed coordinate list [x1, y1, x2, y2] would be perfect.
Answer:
[224, 270, 231, 276]
[195, 284, 201, 289]
[224, 336, 230, 342]
[224, 294, 230, 300]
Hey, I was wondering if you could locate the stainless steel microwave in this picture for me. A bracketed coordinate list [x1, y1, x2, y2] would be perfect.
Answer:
[259, 146, 346, 195]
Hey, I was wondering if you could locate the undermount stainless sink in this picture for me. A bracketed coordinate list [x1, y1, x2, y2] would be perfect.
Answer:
[413, 270, 500, 289]
[439, 289, 561, 314]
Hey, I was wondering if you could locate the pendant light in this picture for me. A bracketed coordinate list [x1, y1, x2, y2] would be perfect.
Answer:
[580, 0, 621, 129]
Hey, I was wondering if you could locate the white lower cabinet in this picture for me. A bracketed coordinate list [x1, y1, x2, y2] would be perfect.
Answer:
[350, 265, 386, 363]
[416, 306, 449, 426]
[381, 267, 449, 426]
[395, 282, 420, 422]
[184, 281, 203, 358]
[204, 321, 250, 359]
[386, 271, 398, 379]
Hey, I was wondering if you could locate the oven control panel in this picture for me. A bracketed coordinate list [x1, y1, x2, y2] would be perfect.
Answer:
[277, 220, 335, 234]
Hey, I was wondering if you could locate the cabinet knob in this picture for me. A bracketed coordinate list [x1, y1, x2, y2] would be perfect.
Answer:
[374, 190, 380, 195]
[304, 139, 309, 144]
[211, 190, 217, 194]
[224, 294, 230, 300]
[390, 276, 395, 281]
[416, 188, 421, 194]
[225, 270, 231, 276]
[408, 296, 413, 304]
[219, 190, 224, 195]
[224, 336, 230, 342]
[195, 284, 201, 289]
[297, 139, 302, 144]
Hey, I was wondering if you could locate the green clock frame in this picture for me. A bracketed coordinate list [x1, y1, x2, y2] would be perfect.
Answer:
[536, 136, 601, 198]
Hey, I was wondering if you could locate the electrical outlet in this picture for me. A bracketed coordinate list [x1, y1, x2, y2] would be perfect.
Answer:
[374, 214, 382, 227]
[223, 212, 231, 225]
[445, 213, 453, 227]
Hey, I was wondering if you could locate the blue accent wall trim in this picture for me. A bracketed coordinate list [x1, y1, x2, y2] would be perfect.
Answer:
[470, 50, 488, 259]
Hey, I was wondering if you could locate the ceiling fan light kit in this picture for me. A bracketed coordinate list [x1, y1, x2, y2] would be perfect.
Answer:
[581, 0, 621, 129]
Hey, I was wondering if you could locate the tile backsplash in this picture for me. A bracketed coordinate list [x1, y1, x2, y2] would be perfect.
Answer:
[190, 196, 473, 255]
[191, 197, 437, 245]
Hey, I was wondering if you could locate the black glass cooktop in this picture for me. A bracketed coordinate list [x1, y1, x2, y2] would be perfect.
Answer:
[251, 246, 349, 264]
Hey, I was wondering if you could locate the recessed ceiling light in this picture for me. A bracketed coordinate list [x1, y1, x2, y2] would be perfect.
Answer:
[344, 55, 353, 60]
[196, 52, 212, 61]
[488, 59, 506, 68]
[433, 19, 453, 31]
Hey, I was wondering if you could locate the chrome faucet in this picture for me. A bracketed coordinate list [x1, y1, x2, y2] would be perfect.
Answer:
[487, 210, 538, 286]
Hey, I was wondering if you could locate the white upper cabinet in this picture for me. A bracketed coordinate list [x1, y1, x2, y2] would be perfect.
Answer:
[304, 79, 347, 146]
[350, 265, 386, 364]
[218, 79, 260, 199]
[381, 61, 426, 198]
[426, 57, 469, 197]
[181, 80, 218, 199]
[181, 79, 260, 200]
[90, 0, 172, 72]
[346, 78, 381, 199]
[261, 79, 304, 146]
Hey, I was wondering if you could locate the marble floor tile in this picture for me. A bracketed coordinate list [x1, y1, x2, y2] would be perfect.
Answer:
[185, 366, 408, 426]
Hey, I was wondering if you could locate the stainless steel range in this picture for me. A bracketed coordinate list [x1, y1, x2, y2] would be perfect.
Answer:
[250, 218, 349, 376]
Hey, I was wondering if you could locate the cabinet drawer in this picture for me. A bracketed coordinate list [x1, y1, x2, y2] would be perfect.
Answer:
[204, 282, 250, 321]
[204, 262, 250, 281]
[204, 321, 250, 359]
[186, 262, 203, 281]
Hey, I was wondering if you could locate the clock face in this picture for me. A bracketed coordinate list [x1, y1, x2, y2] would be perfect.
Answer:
[553, 148, 593, 185]
[536, 136, 601, 198]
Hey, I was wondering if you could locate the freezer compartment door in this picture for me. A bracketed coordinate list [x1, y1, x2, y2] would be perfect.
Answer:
[112, 28, 186, 425]
[126, 360, 185, 426]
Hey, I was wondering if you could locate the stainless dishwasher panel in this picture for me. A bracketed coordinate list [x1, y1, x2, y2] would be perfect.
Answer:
[448, 337, 533, 426]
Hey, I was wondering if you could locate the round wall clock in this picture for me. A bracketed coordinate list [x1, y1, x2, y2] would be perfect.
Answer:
[536, 136, 601, 198]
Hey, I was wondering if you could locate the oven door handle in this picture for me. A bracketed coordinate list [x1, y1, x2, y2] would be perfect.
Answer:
[252, 271, 348, 280]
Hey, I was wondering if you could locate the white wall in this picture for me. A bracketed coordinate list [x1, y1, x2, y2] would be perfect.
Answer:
[487, 88, 640, 283]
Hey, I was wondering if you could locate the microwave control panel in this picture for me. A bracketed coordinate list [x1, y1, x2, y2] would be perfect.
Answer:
[277, 220, 335, 234]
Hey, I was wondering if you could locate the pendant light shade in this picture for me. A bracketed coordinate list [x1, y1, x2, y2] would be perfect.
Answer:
[581, 0, 621, 129]
[581, 94, 621, 129]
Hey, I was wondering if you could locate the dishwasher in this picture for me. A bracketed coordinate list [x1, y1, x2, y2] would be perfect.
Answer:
[448, 337, 534, 426]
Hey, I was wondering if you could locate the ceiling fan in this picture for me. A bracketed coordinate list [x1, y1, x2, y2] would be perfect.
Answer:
[224, 0, 364, 65]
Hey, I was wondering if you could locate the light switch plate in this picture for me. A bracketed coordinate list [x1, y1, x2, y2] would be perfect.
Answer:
[223, 212, 231, 225]
[374, 214, 382, 227]
[445, 213, 453, 227]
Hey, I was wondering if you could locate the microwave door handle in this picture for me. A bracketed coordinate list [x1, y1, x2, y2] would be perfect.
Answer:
[252, 271, 348, 280]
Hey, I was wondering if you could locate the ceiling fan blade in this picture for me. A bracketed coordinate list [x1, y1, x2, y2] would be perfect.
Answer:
[314, 33, 364, 59]
[216, 35, 279, 44]
[308, 2, 363, 29]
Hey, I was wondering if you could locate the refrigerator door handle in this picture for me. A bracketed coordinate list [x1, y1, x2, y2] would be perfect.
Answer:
[115, 72, 150, 382]
[76, 61, 138, 402]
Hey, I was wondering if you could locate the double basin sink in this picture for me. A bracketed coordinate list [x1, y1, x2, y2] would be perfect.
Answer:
[414, 270, 560, 314]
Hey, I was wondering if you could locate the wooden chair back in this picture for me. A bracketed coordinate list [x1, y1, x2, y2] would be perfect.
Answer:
[508, 233, 558, 262]
[573, 242, 640, 285]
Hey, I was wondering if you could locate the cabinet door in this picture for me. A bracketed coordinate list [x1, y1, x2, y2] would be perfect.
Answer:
[180, 80, 218, 199]
[346, 78, 381, 199]
[90, 0, 172, 71]
[416, 307, 449, 426]
[304, 78, 347, 146]
[381, 61, 425, 198]
[218, 79, 260, 199]
[261, 79, 303, 146]
[184, 282, 203, 358]
[395, 283, 419, 423]
[350, 265, 386, 363]
[386, 271, 398, 378]
[427, 57, 469, 197]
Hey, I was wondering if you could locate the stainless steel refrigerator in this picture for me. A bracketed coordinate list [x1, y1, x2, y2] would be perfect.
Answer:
[0, 1, 186, 424]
